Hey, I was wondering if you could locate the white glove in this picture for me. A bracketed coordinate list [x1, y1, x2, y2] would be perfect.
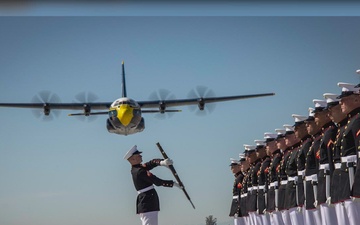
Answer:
[173, 182, 183, 189]
[326, 197, 332, 206]
[313, 200, 318, 208]
[160, 158, 173, 167]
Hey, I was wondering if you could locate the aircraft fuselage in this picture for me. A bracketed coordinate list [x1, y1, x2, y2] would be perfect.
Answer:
[106, 97, 144, 135]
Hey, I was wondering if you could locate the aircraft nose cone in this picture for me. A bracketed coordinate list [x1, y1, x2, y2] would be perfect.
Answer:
[117, 104, 134, 126]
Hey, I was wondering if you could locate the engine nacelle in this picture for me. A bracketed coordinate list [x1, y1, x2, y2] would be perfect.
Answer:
[159, 102, 166, 114]
[83, 104, 91, 116]
[198, 98, 205, 110]
[43, 104, 50, 116]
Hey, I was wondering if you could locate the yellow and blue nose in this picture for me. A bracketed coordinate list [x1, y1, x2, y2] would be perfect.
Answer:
[117, 104, 134, 126]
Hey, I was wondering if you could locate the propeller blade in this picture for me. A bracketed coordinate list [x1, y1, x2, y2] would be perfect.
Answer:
[73, 91, 100, 122]
[75, 91, 98, 103]
[31, 90, 61, 121]
[187, 85, 216, 115]
[148, 89, 177, 119]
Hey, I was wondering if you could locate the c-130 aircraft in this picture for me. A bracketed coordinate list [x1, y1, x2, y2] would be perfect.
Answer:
[0, 61, 274, 136]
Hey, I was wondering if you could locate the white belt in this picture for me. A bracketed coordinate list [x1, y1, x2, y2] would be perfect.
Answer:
[335, 163, 342, 169]
[341, 155, 357, 164]
[258, 185, 265, 190]
[298, 170, 305, 176]
[233, 195, 239, 200]
[280, 180, 288, 185]
[270, 181, 278, 187]
[288, 176, 298, 182]
[319, 163, 330, 170]
[248, 186, 258, 191]
[241, 193, 248, 198]
[137, 185, 154, 194]
[305, 174, 318, 182]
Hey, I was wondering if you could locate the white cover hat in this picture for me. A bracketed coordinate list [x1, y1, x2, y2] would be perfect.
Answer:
[123, 145, 142, 160]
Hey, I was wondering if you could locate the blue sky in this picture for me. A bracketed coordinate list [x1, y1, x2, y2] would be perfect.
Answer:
[1, 3, 360, 225]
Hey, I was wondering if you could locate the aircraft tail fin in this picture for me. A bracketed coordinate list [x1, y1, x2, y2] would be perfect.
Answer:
[121, 61, 127, 97]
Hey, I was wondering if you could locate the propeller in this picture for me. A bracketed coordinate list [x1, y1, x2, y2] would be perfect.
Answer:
[187, 85, 216, 116]
[148, 89, 177, 119]
[72, 91, 99, 122]
[31, 90, 61, 121]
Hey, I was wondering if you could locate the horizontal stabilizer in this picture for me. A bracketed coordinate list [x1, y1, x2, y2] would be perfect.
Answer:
[142, 109, 182, 113]
[68, 111, 109, 116]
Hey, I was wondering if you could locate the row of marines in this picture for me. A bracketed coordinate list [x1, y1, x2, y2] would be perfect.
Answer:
[229, 81, 360, 225]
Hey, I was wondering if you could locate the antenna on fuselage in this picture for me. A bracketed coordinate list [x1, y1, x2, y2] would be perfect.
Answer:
[122, 61, 127, 97]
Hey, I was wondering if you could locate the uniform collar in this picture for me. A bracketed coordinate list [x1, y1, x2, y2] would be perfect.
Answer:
[322, 121, 335, 133]
[337, 117, 348, 127]
[301, 135, 312, 142]
[272, 149, 281, 156]
[348, 107, 360, 118]
[291, 141, 301, 149]
[235, 171, 243, 177]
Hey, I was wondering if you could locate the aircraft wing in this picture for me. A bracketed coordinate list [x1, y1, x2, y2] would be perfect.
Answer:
[0, 102, 112, 110]
[0, 93, 274, 112]
[138, 92, 275, 108]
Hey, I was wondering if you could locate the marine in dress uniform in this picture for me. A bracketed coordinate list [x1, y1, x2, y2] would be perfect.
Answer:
[254, 140, 271, 225]
[328, 92, 350, 225]
[124, 145, 179, 225]
[336, 83, 360, 225]
[229, 158, 246, 225]
[240, 153, 251, 225]
[354, 73, 360, 199]
[304, 107, 322, 225]
[283, 123, 304, 225]
[313, 98, 337, 225]
[244, 144, 262, 225]
[292, 114, 312, 212]
[275, 127, 292, 225]
[264, 132, 285, 225]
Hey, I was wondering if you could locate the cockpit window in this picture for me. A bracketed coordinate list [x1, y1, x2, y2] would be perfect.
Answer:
[121, 100, 137, 107]
[111, 98, 139, 108]
[112, 101, 121, 107]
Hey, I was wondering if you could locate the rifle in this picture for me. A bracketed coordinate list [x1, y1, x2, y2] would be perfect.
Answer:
[156, 142, 196, 209]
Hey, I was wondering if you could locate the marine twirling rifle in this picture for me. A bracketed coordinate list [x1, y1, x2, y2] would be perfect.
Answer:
[156, 142, 196, 209]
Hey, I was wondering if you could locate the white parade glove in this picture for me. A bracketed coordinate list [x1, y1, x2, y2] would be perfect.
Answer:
[160, 158, 173, 167]
[326, 197, 332, 206]
[173, 181, 183, 189]
[313, 200, 318, 208]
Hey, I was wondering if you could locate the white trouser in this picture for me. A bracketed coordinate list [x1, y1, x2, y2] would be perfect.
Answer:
[281, 210, 291, 225]
[319, 203, 337, 225]
[234, 216, 246, 225]
[334, 202, 350, 225]
[140, 211, 158, 225]
[260, 213, 270, 225]
[243, 216, 251, 225]
[344, 199, 360, 225]
[248, 212, 262, 225]
[289, 207, 304, 225]
[269, 211, 285, 225]
[304, 208, 321, 225]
